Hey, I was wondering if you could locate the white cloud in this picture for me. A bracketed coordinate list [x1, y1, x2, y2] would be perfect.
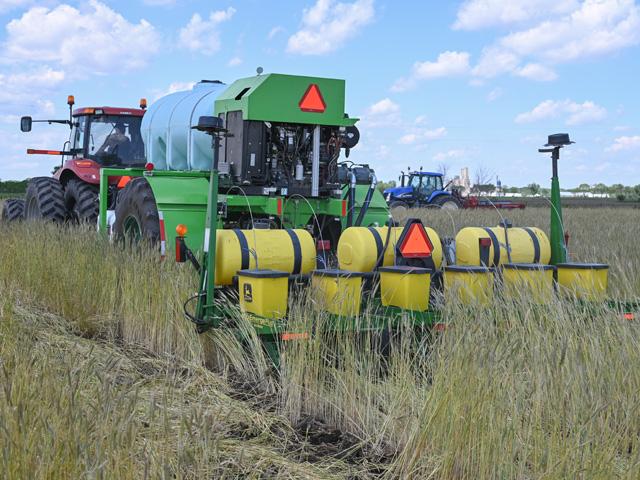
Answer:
[4, 1, 160, 74]
[487, 88, 502, 102]
[453, 0, 579, 30]
[359, 97, 400, 129]
[151, 81, 196, 101]
[472, 47, 519, 79]
[399, 134, 418, 145]
[286, 0, 374, 55]
[268, 26, 284, 39]
[501, 0, 640, 63]
[424, 127, 447, 140]
[515, 99, 607, 125]
[366, 98, 399, 116]
[414, 115, 427, 125]
[515, 63, 558, 81]
[179, 7, 236, 55]
[399, 127, 447, 144]
[374, 144, 390, 159]
[607, 135, 640, 152]
[227, 57, 242, 67]
[433, 149, 466, 162]
[143, 0, 175, 5]
[457, 0, 640, 83]
[0, 68, 65, 119]
[0, 0, 34, 14]
[392, 51, 470, 91]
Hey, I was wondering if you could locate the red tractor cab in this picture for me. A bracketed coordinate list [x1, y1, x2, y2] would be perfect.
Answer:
[51, 105, 146, 186]
[13, 96, 146, 223]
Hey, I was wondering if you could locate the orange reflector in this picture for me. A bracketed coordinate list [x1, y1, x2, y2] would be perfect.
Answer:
[176, 224, 188, 237]
[341, 199, 347, 217]
[624, 312, 634, 321]
[299, 84, 326, 113]
[75, 160, 93, 167]
[277, 197, 283, 216]
[399, 223, 433, 258]
[281, 332, 309, 341]
[117, 176, 132, 188]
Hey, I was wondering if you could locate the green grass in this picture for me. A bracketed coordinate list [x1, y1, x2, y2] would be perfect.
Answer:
[1, 208, 639, 478]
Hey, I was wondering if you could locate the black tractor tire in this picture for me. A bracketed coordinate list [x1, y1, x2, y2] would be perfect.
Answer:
[1, 198, 25, 222]
[389, 200, 410, 210]
[113, 177, 160, 245]
[389, 200, 410, 222]
[24, 177, 67, 222]
[64, 179, 99, 223]
[432, 195, 462, 210]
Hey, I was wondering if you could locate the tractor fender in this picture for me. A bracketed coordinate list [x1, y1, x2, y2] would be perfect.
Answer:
[427, 191, 452, 204]
[55, 159, 102, 186]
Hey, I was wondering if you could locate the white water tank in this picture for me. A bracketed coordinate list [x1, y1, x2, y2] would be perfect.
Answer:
[141, 80, 226, 171]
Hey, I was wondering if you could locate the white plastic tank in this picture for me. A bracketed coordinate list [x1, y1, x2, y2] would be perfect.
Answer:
[141, 80, 226, 171]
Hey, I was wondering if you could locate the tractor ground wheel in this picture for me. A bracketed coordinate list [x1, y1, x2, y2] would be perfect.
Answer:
[64, 179, 99, 223]
[24, 177, 66, 222]
[389, 200, 410, 222]
[433, 195, 462, 210]
[113, 177, 160, 245]
[1, 198, 25, 222]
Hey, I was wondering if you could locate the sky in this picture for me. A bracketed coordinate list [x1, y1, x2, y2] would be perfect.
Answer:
[0, 0, 639, 188]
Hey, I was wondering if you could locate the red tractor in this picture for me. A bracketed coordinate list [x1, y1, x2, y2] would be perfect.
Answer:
[1, 95, 146, 223]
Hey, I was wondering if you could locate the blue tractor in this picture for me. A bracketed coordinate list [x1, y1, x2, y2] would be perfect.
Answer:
[383, 170, 463, 210]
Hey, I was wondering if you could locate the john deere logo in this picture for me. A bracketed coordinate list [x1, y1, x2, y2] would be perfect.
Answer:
[243, 283, 253, 303]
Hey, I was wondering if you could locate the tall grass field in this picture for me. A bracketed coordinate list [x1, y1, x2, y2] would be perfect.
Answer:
[1, 205, 639, 478]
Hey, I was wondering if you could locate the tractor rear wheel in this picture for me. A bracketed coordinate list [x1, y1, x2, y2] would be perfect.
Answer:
[389, 200, 409, 222]
[1, 199, 25, 222]
[64, 179, 99, 223]
[433, 195, 462, 210]
[24, 177, 66, 222]
[113, 177, 160, 245]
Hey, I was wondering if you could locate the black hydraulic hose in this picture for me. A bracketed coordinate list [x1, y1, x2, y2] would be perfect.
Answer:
[183, 292, 210, 333]
[347, 171, 356, 227]
[355, 173, 377, 226]
[374, 215, 394, 269]
[500, 220, 513, 264]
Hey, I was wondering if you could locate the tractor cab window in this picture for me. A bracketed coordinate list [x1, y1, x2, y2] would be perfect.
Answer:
[87, 115, 145, 167]
[420, 175, 441, 195]
[409, 175, 422, 189]
[69, 116, 87, 157]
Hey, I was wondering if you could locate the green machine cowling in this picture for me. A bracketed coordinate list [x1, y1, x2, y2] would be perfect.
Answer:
[99, 73, 389, 252]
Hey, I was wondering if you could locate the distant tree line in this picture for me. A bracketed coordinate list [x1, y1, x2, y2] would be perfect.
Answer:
[0, 179, 28, 194]
[500, 183, 640, 201]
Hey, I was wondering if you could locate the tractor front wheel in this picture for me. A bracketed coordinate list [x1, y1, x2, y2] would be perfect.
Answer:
[64, 179, 99, 223]
[113, 177, 160, 245]
[24, 177, 66, 222]
[1, 199, 25, 222]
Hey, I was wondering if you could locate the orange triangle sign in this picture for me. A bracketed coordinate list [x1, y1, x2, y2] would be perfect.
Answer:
[299, 84, 326, 113]
[399, 223, 433, 258]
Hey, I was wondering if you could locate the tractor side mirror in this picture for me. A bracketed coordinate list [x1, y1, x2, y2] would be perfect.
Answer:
[20, 116, 32, 132]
